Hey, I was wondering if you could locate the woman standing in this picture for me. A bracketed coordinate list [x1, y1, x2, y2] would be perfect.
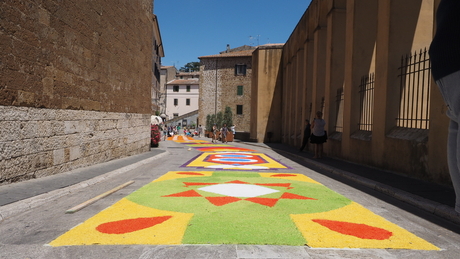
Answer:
[310, 111, 327, 159]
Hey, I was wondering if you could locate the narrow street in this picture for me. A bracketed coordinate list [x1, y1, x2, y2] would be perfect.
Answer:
[1, 136, 460, 258]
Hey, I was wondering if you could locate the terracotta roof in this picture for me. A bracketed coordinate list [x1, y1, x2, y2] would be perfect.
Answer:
[199, 49, 255, 59]
[166, 79, 199, 85]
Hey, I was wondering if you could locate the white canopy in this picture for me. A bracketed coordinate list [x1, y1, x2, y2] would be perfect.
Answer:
[150, 115, 163, 125]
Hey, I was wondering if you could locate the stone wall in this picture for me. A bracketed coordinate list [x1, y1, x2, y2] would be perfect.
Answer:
[0, 0, 153, 113]
[0, 106, 150, 185]
[0, 0, 156, 185]
[199, 56, 252, 133]
[279, 0, 450, 185]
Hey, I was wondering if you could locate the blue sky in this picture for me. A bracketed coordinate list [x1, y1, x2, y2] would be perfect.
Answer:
[154, 0, 312, 69]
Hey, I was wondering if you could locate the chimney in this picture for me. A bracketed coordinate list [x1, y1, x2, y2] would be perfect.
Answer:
[226, 44, 230, 53]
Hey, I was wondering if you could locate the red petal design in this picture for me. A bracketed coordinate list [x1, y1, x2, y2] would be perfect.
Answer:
[280, 192, 316, 200]
[245, 198, 279, 207]
[206, 196, 241, 206]
[312, 219, 393, 240]
[162, 190, 202, 197]
[96, 216, 172, 234]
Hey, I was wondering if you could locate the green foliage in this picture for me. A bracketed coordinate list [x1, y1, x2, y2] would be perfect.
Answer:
[206, 114, 215, 131]
[216, 112, 223, 128]
[206, 106, 233, 131]
[223, 106, 233, 126]
[179, 62, 200, 72]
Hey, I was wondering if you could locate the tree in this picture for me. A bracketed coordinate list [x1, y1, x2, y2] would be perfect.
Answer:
[223, 106, 233, 126]
[179, 62, 200, 72]
[216, 112, 223, 128]
[206, 114, 215, 132]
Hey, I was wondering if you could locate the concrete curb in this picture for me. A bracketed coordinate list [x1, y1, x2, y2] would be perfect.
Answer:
[240, 142, 460, 225]
[0, 151, 170, 221]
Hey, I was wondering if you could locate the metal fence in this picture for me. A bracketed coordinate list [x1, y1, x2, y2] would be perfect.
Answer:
[358, 73, 375, 131]
[396, 48, 431, 129]
[335, 88, 344, 132]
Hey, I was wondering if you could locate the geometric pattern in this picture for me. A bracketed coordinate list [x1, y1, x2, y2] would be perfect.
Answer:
[48, 171, 440, 249]
[182, 152, 292, 170]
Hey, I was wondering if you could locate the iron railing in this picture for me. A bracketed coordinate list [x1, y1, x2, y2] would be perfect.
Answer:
[397, 48, 431, 129]
[358, 73, 375, 131]
[335, 88, 344, 132]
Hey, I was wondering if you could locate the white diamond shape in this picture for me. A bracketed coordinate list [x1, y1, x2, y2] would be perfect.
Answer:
[198, 183, 279, 198]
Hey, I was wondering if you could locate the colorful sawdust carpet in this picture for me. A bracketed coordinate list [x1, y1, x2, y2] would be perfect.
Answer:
[182, 152, 291, 170]
[49, 171, 439, 250]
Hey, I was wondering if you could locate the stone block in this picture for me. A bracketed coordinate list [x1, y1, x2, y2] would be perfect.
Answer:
[69, 145, 81, 161]
[53, 148, 65, 165]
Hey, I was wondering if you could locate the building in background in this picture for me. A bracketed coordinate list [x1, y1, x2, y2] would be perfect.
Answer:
[198, 45, 256, 136]
[159, 66, 177, 116]
[165, 78, 199, 127]
[152, 14, 165, 113]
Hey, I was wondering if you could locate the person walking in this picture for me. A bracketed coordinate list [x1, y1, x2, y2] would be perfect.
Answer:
[299, 119, 311, 152]
[221, 124, 228, 143]
[163, 124, 167, 141]
[310, 111, 327, 159]
[198, 125, 203, 137]
[429, 0, 460, 213]
[212, 125, 218, 143]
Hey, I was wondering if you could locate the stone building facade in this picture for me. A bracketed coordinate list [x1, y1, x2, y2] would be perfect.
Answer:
[251, 0, 450, 186]
[159, 66, 177, 115]
[198, 47, 255, 133]
[0, 0, 162, 185]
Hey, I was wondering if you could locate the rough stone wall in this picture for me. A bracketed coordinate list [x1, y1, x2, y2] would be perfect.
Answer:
[198, 59, 218, 131]
[199, 57, 252, 132]
[0, 0, 155, 184]
[0, 0, 153, 113]
[0, 106, 150, 185]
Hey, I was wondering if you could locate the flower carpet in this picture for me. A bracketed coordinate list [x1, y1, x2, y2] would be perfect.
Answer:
[49, 137, 439, 250]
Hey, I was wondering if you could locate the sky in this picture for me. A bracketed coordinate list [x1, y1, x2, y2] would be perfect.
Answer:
[154, 0, 312, 69]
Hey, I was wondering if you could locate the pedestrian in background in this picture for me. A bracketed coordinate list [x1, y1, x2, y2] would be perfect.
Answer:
[429, 0, 460, 213]
[198, 125, 203, 137]
[221, 124, 228, 143]
[310, 111, 327, 159]
[163, 124, 167, 141]
[230, 124, 236, 135]
[212, 125, 218, 143]
[299, 119, 311, 152]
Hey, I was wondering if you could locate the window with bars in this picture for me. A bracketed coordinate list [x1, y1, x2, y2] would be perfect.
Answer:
[186, 99, 190, 105]
[358, 73, 375, 131]
[174, 99, 178, 106]
[396, 48, 431, 129]
[335, 88, 344, 132]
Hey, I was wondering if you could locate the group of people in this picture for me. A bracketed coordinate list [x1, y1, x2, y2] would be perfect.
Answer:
[211, 124, 235, 143]
[299, 111, 327, 159]
[161, 125, 201, 139]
